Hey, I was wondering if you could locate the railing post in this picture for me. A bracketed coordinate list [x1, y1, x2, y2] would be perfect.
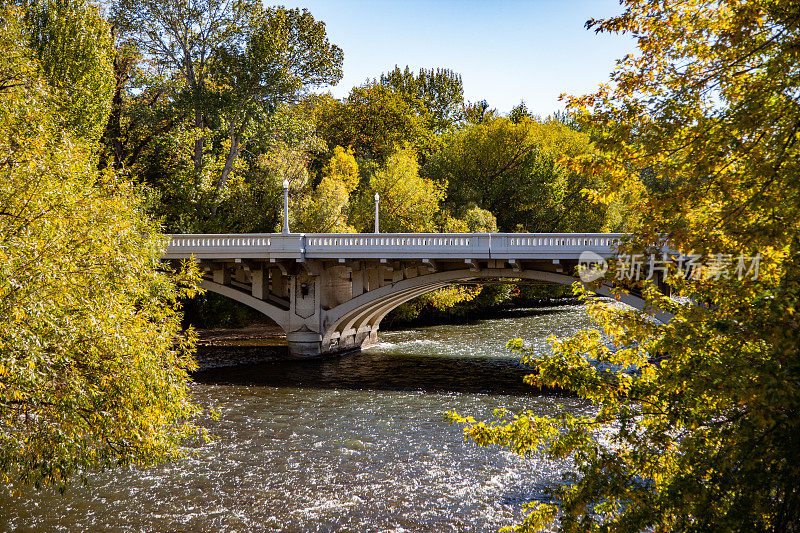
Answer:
[282, 179, 290, 234]
[374, 193, 380, 233]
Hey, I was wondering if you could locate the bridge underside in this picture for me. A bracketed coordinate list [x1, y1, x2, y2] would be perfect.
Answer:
[172, 256, 662, 357]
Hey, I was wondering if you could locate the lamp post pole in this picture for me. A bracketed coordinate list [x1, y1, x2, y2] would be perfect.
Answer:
[282, 179, 290, 234]
[374, 192, 380, 233]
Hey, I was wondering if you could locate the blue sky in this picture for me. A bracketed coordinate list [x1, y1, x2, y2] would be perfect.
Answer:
[280, 0, 634, 115]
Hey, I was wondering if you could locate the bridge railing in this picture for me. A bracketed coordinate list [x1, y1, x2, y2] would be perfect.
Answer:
[304, 233, 492, 259]
[164, 233, 303, 259]
[490, 233, 624, 259]
[164, 232, 624, 260]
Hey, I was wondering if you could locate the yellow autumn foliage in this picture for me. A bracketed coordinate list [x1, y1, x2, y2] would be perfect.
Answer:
[0, 4, 204, 489]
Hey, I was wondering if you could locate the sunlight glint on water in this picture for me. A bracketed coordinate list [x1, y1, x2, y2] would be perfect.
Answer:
[1, 305, 595, 532]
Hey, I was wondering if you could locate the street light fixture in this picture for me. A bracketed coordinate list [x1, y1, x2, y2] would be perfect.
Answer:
[374, 192, 380, 233]
[282, 179, 290, 234]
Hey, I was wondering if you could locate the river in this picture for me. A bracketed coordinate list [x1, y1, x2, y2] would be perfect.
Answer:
[1, 304, 598, 532]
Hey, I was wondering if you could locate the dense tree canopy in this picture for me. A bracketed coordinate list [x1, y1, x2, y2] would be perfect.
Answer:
[294, 146, 359, 233]
[113, 1, 343, 220]
[26, 0, 114, 143]
[316, 84, 434, 164]
[451, 1, 800, 530]
[0, 3, 203, 489]
[425, 115, 632, 232]
[361, 146, 446, 233]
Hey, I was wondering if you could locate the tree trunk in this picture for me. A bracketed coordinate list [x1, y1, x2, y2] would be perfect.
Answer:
[105, 76, 124, 170]
[99, 25, 125, 171]
[209, 123, 241, 216]
[193, 107, 204, 172]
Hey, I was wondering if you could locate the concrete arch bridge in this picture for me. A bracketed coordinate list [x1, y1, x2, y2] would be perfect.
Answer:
[164, 233, 661, 357]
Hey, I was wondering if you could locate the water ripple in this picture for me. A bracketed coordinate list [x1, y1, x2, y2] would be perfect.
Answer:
[0, 305, 597, 532]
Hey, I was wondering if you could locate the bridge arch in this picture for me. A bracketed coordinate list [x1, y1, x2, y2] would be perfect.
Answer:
[322, 268, 656, 353]
[199, 279, 288, 327]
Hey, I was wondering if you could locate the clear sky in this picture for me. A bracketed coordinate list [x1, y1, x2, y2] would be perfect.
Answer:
[280, 0, 634, 115]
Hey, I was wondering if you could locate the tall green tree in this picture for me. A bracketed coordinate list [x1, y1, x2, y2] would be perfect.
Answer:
[99, 28, 183, 172]
[0, 3, 203, 489]
[206, 7, 343, 212]
[380, 65, 464, 131]
[351, 146, 445, 233]
[452, 1, 800, 530]
[113, 1, 343, 218]
[114, 0, 254, 173]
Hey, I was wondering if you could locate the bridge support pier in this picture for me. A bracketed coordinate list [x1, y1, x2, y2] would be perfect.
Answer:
[327, 327, 378, 355]
[286, 331, 324, 357]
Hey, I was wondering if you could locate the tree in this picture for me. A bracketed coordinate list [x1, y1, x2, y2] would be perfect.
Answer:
[132, 96, 325, 234]
[294, 146, 359, 233]
[99, 29, 184, 172]
[425, 116, 628, 232]
[463, 99, 495, 125]
[358, 146, 445, 233]
[25, 0, 115, 143]
[317, 83, 434, 164]
[443, 205, 498, 233]
[508, 101, 532, 124]
[113, 0, 254, 172]
[207, 7, 343, 211]
[451, 1, 800, 530]
[379, 65, 464, 131]
[0, 4, 203, 489]
[113, 1, 343, 217]
[462, 206, 498, 233]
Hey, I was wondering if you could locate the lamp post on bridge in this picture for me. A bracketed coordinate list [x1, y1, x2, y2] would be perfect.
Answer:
[282, 178, 290, 234]
[374, 192, 380, 233]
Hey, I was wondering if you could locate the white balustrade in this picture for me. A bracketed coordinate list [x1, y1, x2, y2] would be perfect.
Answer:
[163, 233, 303, 259]
[489, 233, 623, 259]
[163, 233, 623, 261]
[304, 233, 491, 259]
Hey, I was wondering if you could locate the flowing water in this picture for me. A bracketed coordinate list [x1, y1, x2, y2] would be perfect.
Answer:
[1, 304, 599, 532]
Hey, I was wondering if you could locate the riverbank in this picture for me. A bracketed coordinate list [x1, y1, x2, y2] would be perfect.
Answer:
[193, 324, 289, 370]
[384, 295, 584, 330]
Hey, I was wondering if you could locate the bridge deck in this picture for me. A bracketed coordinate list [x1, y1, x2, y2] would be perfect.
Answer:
[164, 233, 623, 261]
